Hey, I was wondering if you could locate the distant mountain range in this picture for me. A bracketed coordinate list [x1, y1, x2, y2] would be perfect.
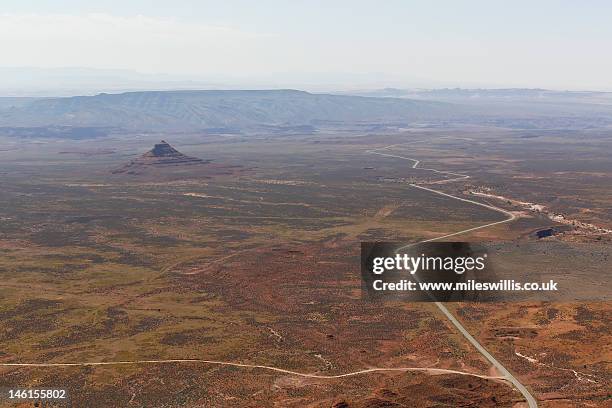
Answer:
[2, 88, 612, 137]
[0, 89, 455, 131]
[342, 87, 612, 101]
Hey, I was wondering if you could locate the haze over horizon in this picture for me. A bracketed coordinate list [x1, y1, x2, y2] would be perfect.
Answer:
[2, 0, 612, 94]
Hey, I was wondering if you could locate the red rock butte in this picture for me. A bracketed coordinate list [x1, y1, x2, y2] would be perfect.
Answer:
[112, 140, 207, 173]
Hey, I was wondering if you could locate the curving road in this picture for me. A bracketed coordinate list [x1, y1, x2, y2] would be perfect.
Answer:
[368, 144, 537, 408]
[0, 360, 505, 381]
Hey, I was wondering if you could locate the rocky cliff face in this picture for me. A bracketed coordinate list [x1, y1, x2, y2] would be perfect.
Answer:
[113, 140, 207, 173]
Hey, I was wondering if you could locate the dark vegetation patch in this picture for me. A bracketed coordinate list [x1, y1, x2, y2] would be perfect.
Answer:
[0, 316, 58, 340]
[14, 263, 87, 275]
[490, 327, 538, 339]
[115, 250, 154, 267]
[29, 228, 92, 247]
[575, 305, 595, 324]
[129, 316, 166, 335]
[555, 329, 585, 341]
[0, 299, 62, 319]
[159, 328, 217, 346]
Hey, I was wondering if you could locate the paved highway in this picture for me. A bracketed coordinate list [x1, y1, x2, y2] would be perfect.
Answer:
[369, 143, 537, 408]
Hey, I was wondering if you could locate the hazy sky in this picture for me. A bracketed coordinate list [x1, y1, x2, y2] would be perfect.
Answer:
[2, 0, 612, 90]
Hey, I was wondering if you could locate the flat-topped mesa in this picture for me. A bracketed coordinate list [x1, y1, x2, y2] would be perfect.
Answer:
[112, 140, 206, 173]
[140, 140, 203, 164]
[147, 140, 182, 157]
